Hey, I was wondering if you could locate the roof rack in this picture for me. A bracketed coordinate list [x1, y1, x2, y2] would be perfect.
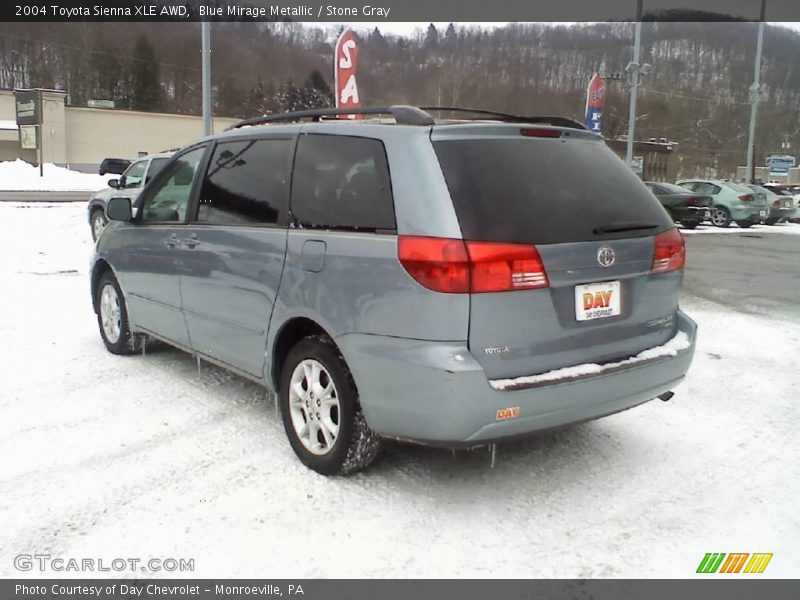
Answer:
[227, 105, 587, 132]
[419, 107, 587, 130]
[227, 105, 435, 130]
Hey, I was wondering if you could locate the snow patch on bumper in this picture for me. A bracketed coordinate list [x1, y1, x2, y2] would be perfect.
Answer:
[489, 330, 692, 391]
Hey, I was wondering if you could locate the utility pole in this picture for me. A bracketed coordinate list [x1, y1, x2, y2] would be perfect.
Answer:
[625, 0, 644, 168]
[201, 21, 213, 136]
[745, 0, 766, 183]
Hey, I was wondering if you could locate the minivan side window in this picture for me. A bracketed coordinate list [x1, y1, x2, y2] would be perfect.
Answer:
[291, 134, 396, 232]
[139, 147, 206, 223]
[196, 139, 291, 226]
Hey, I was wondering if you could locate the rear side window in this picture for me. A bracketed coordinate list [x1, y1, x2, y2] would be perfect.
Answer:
[433, 138, 673, 245]
[197, 139, 291, 226]
[658, 182, 692, 195]
[727, 182, 754, 194]
[290, 134, 395, 232]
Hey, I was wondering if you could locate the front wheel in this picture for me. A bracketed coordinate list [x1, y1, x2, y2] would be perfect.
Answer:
[91, 209, 108, 241]
[736, 220, 754, 229]
[680, 220, 699, 230]
[279, 335, 381, 475]
[96, 271, 141, 355]
[764, 218, 778, 226]
[710, 206, 732, 228]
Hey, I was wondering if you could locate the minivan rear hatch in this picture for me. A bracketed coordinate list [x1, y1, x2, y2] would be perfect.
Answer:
[431, 124, 682, 381]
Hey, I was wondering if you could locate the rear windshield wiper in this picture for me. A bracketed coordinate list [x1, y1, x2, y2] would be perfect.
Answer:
[593, 223, 659, 235]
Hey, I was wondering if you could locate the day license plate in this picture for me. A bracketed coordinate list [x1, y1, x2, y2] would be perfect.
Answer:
[575, 281, 621, 322]
[759, 210, 767, 217]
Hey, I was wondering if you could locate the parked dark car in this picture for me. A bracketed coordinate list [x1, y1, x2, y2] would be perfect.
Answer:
[98, 158, 132, 176]
[644, 181, 711, 229]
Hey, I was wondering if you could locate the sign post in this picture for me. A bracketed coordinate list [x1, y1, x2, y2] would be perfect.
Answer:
[334, 28, 361, 118]
[15, 89, 44, 177]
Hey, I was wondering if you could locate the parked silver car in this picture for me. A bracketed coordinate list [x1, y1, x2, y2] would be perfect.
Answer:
[676, 179, 768, 228]
[87, 152, 172, 240]
[90, 106, 697, 475]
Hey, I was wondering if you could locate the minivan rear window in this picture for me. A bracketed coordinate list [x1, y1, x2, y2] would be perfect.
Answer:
[433, 138, 673, 244]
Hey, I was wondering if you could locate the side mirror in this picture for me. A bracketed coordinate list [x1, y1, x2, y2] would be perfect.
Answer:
[108, 178, 120, 189]
[107, 197, 132, 222]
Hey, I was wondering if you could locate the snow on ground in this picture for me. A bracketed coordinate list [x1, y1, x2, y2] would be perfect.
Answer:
[0, 203, 798, 578]
[682, 221, 800, 236]
[0, 159, 108, 191]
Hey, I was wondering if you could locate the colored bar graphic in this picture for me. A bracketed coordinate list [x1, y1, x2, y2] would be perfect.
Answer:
[697, 553, 726, 573]
[744, 553, 773, 574]
[720, 553, 749, 573]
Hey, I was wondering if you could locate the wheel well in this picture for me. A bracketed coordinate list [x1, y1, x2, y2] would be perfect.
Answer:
[91, 260, 112, 313]
[270, 318, 330, 389]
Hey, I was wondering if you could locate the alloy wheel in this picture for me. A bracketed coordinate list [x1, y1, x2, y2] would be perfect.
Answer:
[288, 359, 340, 456]
[99, 284, 122, 343]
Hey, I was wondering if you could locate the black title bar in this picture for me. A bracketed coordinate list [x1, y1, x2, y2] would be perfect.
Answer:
[5, 0, 800, 22]
[4, 580, 800, 600]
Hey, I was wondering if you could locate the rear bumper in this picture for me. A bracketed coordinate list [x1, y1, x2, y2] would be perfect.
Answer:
[731, 204, 767, 222]
[769, 205, 796, 220]
[337, 310, 697, 446]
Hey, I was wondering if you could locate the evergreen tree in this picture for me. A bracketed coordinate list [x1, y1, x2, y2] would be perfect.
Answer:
[131, 34, 161, 111]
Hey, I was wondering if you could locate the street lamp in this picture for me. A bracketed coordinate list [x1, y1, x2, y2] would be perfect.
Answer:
[745, 0, 767, 183]
[624, 0, 651, 168]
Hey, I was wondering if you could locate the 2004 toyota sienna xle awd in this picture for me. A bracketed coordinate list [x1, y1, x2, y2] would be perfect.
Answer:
[91, 106, 697, 475]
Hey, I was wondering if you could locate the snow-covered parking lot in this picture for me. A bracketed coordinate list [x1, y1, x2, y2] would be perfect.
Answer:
[1, 203, 798, 578]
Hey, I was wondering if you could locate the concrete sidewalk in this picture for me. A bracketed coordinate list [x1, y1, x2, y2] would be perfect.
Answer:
[0, 191, 92, 202]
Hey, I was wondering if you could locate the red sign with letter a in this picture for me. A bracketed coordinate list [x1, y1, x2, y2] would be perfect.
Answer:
[334, 28, 361, 117]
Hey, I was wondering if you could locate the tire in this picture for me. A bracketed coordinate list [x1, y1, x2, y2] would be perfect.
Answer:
[279, 334, 381, 475]
[765, 218, 778, 226]
[736, 220, 753, 229]
[91, 208, 108, 241]
[710, 206, 732, 228]
[680, 220, 699, 230]
[96, 271, 142, 355]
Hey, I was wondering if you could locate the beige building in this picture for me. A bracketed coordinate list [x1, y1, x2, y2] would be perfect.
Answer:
[0, 88, 240, 172]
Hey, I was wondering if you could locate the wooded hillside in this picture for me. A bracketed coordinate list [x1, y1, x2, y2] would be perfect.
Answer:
[1, 20, 798, 177]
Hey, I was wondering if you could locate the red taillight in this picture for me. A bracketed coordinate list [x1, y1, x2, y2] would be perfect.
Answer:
[651, 229, 686, 274]
[397, 236, 469, 293]
[466, 241, 549, 292]
[739, 194, 753, 202]
[398, 236, 549, 293]
[520, 128, 561, 138]
[686, 196, 699, 206]
[772, 199, 781, 208]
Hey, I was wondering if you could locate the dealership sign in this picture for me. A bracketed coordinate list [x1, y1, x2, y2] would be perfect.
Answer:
[334, 28, 361, 116]
[15, 89, 41, 126]
[584, 73, 605, 133]
[765, 155, 795, 175]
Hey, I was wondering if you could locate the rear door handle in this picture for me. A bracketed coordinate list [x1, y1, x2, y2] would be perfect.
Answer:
[165, 235, 180, 249]
[183, 234, 200, 249]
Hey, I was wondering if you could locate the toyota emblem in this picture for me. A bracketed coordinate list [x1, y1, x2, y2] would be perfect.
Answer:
[597, 247, 616, 268]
